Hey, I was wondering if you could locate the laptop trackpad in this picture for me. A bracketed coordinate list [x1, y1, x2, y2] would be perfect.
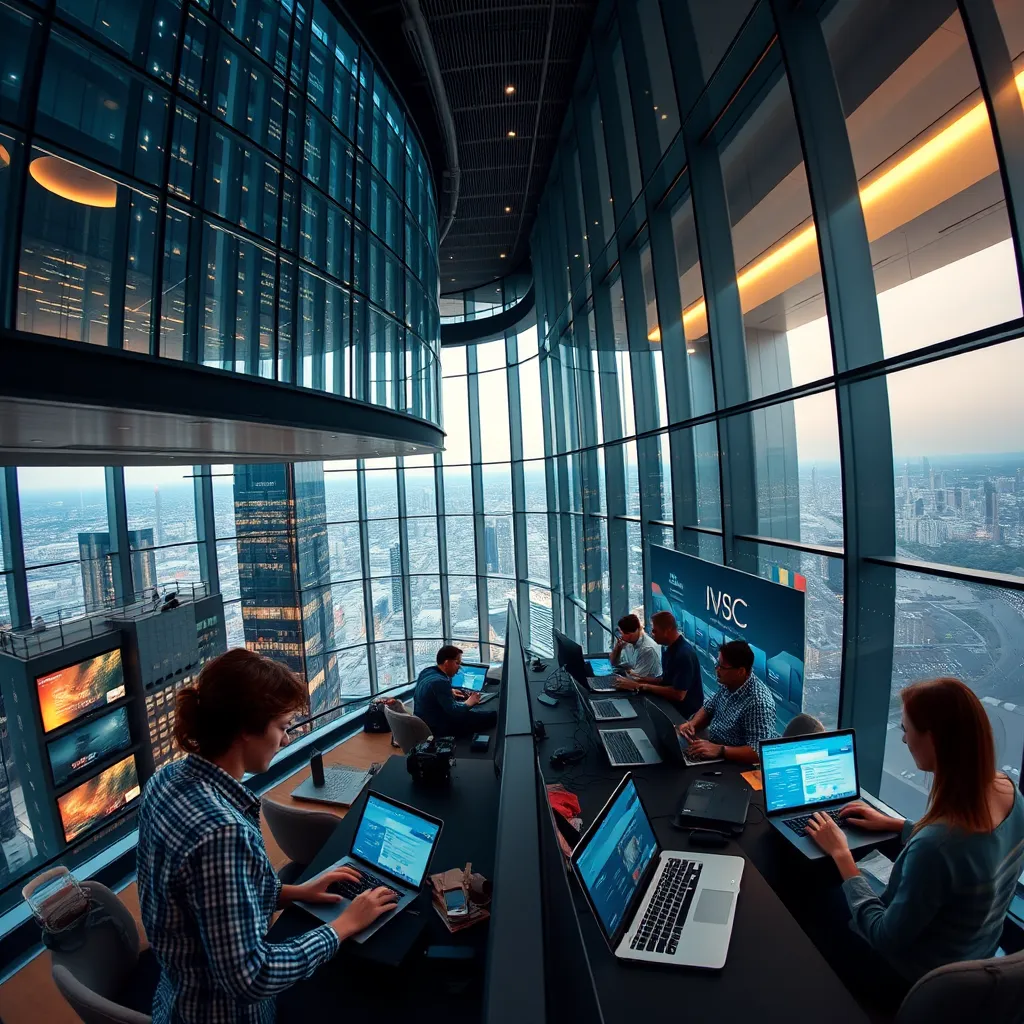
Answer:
[693, 889, 734, 925]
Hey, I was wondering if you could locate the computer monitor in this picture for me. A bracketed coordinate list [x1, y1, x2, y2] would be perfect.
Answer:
[452, 664, 488, 692]
[47, 707, 132, 788]
[761, 730, 860, 815]
[37, 649, 126, 733]
[56, 754, 140, 843]
[350, 793, 442, 889]
[553, 627, 588, 684]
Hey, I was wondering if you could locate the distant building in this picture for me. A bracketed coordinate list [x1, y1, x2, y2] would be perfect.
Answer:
[389, 541, 403, 617]
[484, 521, 498, 573]
[985, 480, 1000, 542]
[495, 517, 514, 574]
[233, 464, 340, 715]
[78, 529, 157, 609]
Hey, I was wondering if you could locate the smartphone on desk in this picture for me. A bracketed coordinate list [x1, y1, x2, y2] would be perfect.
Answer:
[443, 887, 469, 918]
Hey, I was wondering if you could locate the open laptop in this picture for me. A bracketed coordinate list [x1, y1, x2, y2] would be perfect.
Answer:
[452, 663, 498, 704]
[645, 699, 725, 768]
[761, 729, 900, 860]
[299, 792, 443, 941]
[571, 678, 638, 723]
[571, 773, 743, 969]
[574, 683, 660, 766]
[553, 627, 619, 693]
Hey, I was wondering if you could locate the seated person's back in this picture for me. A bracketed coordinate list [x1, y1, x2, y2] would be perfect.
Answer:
[413, 645, 497, 738]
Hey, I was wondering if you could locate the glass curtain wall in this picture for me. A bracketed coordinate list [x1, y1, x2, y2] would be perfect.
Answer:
[529, 0, 1024, 831]
[0, 0, 440, 423]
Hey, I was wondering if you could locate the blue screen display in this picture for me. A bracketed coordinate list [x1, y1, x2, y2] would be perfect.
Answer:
[588, 657, 615, 677]
[452, 665, 488, 691]
[763, 734, 858, 813]
[576, 779, 658, 938]
[352, 795, 440, 887]
[47, 707, 131, 787]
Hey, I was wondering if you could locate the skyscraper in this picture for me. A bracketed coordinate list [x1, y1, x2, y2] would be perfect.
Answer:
[78, 530, 157, 609]
[495, 517, 514, 575]
[233, 464, 340, 715]
[153, 486, 163, 545]
[984, 480, 1000, 542]
[484, 521, 499, 573]
[389, 542, 403, 618]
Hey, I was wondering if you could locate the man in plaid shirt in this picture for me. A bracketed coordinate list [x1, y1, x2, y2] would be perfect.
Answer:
[137, 650, 397, 1023]
[678, 639, 777, 764]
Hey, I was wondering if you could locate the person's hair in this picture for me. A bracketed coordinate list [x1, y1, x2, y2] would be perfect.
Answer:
[650, 610, 677, 632]
[174, 649, 307, 760]
[618, 614, 641, 633]
[436, 644, 463, 665]
[719, 640, 754, 673]
[783, 713, 825, 738]
[902, 678, 997, 834]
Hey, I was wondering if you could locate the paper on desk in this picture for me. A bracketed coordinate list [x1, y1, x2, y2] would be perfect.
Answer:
[741, 769, 762, 791]
[857, 849, 894, 890]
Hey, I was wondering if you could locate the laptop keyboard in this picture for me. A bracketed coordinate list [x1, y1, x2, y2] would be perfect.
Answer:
[604, 730, 643, 763]
[328, 869, 399, 900]
[783, 806, 847, 837]
[475, 691, 498, 704]
[592, 700, 621, 719]
[629, 858, 703, 955]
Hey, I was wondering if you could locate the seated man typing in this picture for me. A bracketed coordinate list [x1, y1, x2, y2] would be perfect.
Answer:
[614, 611, 704, 719]
[413, 645, 498, 739]
[678, 640, 776, 763]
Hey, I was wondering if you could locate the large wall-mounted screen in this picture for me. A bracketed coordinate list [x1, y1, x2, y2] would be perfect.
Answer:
[47, 708, 132, 788]
[57, 755, 140, 843]
[37, 650, 126, 733]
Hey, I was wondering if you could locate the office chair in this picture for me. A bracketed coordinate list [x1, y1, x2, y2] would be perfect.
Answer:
[782, 713, 826, 738]
[384, 702, 432, 753]
[261, 798, 341, 884]
[895, 949, 1024, 1023]
[48, 881, 157, 1024]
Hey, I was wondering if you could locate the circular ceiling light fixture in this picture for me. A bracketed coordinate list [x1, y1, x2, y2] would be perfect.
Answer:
[507, 130, 516, 137]
[30, 155, 117, 207]
[505, 85, 515, 95]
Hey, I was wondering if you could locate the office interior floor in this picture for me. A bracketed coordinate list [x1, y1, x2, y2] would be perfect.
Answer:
[0, 729, 397, 1024]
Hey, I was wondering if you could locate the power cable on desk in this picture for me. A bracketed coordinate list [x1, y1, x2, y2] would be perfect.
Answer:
[746, 803, 765, 825]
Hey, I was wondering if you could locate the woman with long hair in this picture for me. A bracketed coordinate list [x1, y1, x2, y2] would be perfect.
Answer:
[137, 649, 397, 1024]
[808, 677, 1024, 984]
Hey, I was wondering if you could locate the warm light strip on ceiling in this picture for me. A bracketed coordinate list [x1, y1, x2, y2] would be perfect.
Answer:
[643, 70, 1024, 345]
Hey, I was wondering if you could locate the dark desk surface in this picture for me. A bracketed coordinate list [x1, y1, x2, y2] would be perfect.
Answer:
[527, 663, 875, 1024]
[271, 754, 499, 1024]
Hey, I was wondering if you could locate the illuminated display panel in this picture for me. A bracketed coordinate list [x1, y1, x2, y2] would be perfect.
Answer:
[37, 650, 126, 733]
[47, 708, 132, 788]
[57, 755, 140, 843]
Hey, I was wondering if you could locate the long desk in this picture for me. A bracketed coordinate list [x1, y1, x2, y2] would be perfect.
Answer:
[529, 664, 875, 1023]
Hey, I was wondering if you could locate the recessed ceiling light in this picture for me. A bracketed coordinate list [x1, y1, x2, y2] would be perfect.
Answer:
[500, 253, 506, 259]
[505, 85, 515, 95]
[504, 205, 511, 213]
[507, 130, 516, 137]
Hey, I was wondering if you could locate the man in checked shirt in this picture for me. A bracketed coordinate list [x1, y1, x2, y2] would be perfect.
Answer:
[137, 649, 397, 1023]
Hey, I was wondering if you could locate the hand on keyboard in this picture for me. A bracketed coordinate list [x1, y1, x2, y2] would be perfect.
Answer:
[332, 886, 401, 942]
[328, 869, 400, 902]
[293, 866, 364, 905]
[804, 809, 851, 858]
[685, 738, 720, 761]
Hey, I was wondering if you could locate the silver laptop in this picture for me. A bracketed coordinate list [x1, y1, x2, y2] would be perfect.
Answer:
[572, 773, 743, 969]
[571, 679, 637, 722]
[292, 764, 373, 807]
[761, 729, 900, 860]
[573, 681, 659, 765]
[299, 792, 443, 942]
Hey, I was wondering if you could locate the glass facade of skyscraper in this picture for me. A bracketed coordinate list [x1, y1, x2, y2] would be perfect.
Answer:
[0, 0, 441, 422]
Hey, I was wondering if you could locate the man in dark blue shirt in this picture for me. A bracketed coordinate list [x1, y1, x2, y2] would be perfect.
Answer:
[413, 645, 498, 738]
[615, 611, 704, 718]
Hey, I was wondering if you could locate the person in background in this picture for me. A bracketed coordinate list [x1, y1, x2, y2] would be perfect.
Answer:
[806, 677, 1024, 994]
[413, 644, 498, 738]
[678, 639, 776, 762]
[615, 611, 704, 718]
[609, 613, 662, 680]
[137, 649, 398, 1024]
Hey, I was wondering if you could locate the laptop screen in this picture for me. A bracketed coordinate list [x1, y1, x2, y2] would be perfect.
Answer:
[588, 657, 615, 677]
[452, 664, 488, 691]
[762, 732, 859, 814]
[351, 794, 441, 887]
[574, 778, 658, 940]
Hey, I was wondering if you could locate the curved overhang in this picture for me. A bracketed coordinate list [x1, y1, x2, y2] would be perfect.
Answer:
[440, 283, 536, 346]
[0, 330, 445, 465]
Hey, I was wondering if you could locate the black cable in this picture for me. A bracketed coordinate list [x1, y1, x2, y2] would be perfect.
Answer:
[745, 803, 766, 825]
